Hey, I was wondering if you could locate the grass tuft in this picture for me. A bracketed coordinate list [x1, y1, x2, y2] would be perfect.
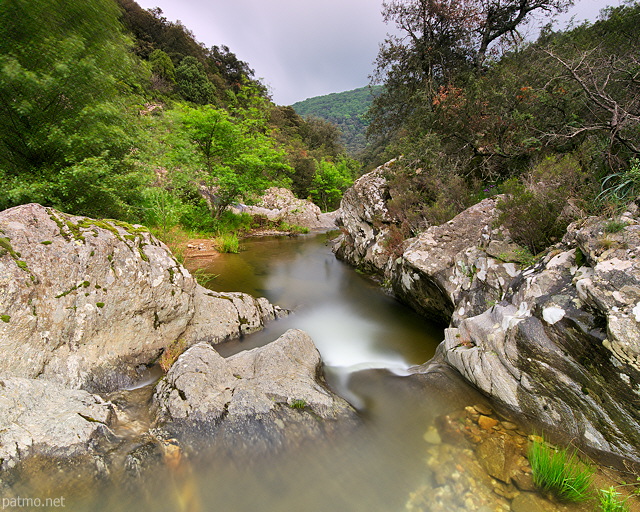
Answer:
[214, 232, 240, 253]
[529, 437, 594, 502]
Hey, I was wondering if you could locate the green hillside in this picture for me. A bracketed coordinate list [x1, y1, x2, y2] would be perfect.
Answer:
[292, 86, 382, 155]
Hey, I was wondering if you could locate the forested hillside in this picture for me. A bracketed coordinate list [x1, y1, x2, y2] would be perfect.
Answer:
[364, 0, 640, 256]
[0, 0, 358, 249]
[292, 86, 382, 155]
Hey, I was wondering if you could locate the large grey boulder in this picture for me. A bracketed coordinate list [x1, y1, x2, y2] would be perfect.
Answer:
[0, 204, 283, 391]
[233, 187, 338, 230]
[334, 162, 397, 274]
[392, 198, 522, 325]
[153, 329, 357, 451]
[0, 377, 114, 470]
[418, 221, 640, 461]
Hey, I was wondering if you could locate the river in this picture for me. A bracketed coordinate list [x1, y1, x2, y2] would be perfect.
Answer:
[20, 231, 499, 511]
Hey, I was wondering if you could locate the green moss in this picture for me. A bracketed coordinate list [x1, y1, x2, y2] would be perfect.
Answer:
[138, 246, 149, 262]
[0, 315, 10, 323]
[64, 220, 85, 242]
[82, 281, 90, 287]
[40, 241, 53, 245]
[0, 237, 17, 258]
[96, 302, 105, 308]
[16, 260, 28, 270]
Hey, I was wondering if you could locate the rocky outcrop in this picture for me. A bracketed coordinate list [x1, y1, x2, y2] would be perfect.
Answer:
[392, 199, 523, 325]
[0, 203, 283, 392]
[0, 377, 114, 470]
[334, 162, 397, 274]
[153, 329, 357, 451]
[429, 216, 640, 461]
[234, 187, 338, 230]
[337, 162, 640, 463]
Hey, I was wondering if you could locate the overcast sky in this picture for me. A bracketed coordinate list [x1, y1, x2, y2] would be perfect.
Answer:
[134, 0, 621, 106]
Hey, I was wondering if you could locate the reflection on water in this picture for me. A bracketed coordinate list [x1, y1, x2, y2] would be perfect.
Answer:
[190, 232, 443, 380]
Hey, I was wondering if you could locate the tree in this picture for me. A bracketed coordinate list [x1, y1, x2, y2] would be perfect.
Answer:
[175, 105, 292, 217]
[369, 0, 572, 137]
[150, 49, 176, 83]
[309, 158, 355, 211]
[472, 0, 573, 69]
[175, 56, 215, 105]
[0, 0, 140, 175]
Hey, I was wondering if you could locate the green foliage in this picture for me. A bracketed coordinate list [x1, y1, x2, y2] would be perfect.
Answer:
[309, 158, 355, 211]
[172, 104, 292, 218]
[0, 0, 140, 176]
[140, 188, 185, 235]
[214, 233, 240, 254]
[289, 399, 307, 409]
[604, 219, 628, 234]
[175, 56, 215, 105]
[496, 155, 596, 254]
[1, 315, 10, 323]
[149, 49, 176, 89]
[599, 487, 630, 512]
[529, 438, 594, 502]
[598, 159, 640, 206]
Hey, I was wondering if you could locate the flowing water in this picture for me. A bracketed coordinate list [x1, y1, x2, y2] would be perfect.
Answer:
[12, 232, 493, 512]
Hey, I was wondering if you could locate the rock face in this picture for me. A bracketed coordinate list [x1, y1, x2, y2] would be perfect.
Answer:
[0, 377, 113, 470]
[153, 329, 357, 450]
[234, 187, 338, 230]
[392, 199, 523, 325]
[0, 204, 283, 391]
[434, 217, 640, 461]
[336, 162, 640, 463]
[334, 162, 397, 274]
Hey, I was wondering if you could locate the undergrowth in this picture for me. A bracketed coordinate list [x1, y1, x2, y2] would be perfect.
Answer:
[528, 437, 594, 502]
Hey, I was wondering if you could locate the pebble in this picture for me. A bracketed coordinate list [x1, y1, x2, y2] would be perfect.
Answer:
[473, 404, 494, 416]
[478, 415, 499, 430]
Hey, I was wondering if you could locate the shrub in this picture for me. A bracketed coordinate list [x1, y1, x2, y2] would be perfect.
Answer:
[528, 438, 594, 502]
[599, 487, 629, 512]
[496, 155, 595, 254]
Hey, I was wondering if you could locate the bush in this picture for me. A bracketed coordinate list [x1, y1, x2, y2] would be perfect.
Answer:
[599, 487, 630, 512]
[529, 437, 594, 502]
[496, 154, 596, 254]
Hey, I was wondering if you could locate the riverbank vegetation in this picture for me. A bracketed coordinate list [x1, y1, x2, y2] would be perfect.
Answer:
[0, 0, 358, 245]
[364, 0, 640, 255]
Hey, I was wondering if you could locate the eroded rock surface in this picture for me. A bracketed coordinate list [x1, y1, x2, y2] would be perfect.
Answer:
[0, 203, 283, 391]
[334, 162, 397, 274]
[337, 162, 640, 463]
[0, 377, 113, 470]
[153, 329, 357, 451]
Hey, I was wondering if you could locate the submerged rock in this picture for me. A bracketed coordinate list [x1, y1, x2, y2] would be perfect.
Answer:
[0, 203, 283, 392]
[153, 329, 357, 452]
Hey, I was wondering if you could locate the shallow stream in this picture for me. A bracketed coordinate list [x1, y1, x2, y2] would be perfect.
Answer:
[12, 232, 506, 511]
